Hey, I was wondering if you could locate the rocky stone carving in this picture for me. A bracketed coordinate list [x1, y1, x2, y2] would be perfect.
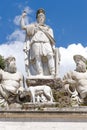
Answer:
[20, 8, 60, 78]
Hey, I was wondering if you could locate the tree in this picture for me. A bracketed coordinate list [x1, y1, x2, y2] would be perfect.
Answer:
[0, 55, 5, 70]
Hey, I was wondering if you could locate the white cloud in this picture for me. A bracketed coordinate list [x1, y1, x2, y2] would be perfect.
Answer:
[0, 41, 25, 76]
[59, 43, 87, 77]
[13, 15, 21, 26]
[7, 29, 25, 42]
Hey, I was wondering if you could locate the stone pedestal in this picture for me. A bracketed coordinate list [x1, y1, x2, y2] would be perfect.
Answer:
[0, 107, 87, 121]
[26, 77, 62, 89]
[25, 78, 71, 107]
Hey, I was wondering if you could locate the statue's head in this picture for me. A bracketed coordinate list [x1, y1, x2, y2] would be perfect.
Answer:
[4, 56, 17, 73]
[73, 55, 87, 72]
[36, 8, 46, 25]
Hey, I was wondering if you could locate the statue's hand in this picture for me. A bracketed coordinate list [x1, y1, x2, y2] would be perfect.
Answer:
[22, 11, 27, 18]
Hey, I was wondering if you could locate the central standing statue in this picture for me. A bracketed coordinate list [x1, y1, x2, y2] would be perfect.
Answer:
[21, 8, 60, 78]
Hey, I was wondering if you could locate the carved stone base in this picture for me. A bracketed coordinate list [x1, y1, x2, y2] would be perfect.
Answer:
[22, 102, 57, 110]
[25, 78, 71, 107]
[26, 78, 63, 89]
[25, 78, 87, 107]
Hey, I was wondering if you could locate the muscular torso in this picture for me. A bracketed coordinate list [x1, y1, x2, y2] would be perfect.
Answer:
[72, 71, 87, 97]
[0, 69, 23, 93]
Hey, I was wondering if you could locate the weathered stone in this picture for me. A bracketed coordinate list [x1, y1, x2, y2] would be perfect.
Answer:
[26, 78, 63, 88]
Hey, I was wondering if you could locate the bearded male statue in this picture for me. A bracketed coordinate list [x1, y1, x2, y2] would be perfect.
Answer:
[0, 56, 24, 108]
[63, 55, 87, 105]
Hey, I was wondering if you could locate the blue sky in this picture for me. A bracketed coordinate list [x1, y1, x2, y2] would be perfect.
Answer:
[0, 0, 87, 48]
[0, 0, 87, 77]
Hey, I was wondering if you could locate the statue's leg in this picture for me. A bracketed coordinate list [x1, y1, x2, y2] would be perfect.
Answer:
[0, 85, 9, 107]
[31, 43, 43, 75]
[47, 53, 55, 75]
[35, 55, 43, 75]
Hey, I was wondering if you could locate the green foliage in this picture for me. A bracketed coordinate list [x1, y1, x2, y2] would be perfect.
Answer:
[86, 60, 87, 69]
[0, 55, 5, 70]
[53, 89, 71, 107]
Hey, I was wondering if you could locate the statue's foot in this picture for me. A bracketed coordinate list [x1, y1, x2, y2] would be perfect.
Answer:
[36, 74, 43, 77]
[51, 74, 55, 78]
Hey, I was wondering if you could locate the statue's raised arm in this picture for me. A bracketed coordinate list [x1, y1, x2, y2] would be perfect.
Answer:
[20, 11, 27, 30]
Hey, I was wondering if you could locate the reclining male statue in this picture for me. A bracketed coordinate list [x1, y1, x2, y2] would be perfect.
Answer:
[63, 55, 87, 105]
[0, 56, 24, 107]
